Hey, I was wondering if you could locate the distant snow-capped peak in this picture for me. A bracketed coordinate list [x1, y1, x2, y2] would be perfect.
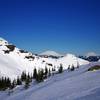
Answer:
[85, 52, 97, 57]
[40, 50, 63, 57]
[65, 53, 76, 58]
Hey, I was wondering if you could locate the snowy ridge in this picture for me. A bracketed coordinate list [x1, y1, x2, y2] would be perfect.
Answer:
[0, 37, 89, 80]
[0, 37, 8, 46]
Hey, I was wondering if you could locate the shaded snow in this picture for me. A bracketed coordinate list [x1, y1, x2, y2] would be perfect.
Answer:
[0, 62, 100, 100]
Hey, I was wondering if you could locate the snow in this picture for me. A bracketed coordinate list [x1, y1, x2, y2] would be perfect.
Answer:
[0, 37, 8, 45]
[0, 37, 99, 100]
[85, 52, 97, 57]
[0, 62, 100, 100]
[58, 54, 89, 68]
[0, 38, 89, 80]
[40, 50, 63, 56]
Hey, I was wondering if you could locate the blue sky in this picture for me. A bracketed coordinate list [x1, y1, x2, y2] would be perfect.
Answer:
[0, 0, 100, 55]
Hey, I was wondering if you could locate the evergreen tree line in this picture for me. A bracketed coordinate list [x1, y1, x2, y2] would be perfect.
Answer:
[0, 64, 78, 91]
[0, 77, 11, 90]
[0, 76, 22, 90]
[33, 67, 51, 83]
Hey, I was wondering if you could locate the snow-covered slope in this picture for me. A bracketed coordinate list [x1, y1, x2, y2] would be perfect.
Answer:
[0, 37, 89, 80]
[0, 62, 100, 100]
[58, 54, 89, 67]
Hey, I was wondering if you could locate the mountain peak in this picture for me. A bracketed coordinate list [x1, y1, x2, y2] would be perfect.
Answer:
[85, 52, 97, 57]
[0, 37, 6, 41]
[65, 53, 75, 57]
[40, 50, 63, 57]
[0, 37, 8, 45]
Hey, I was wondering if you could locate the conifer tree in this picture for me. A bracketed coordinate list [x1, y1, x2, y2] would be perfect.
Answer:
[6, 78, 11, 88]
[21, 71, 27, 81]
[10, 79, 16, 89]
[0, 77, 12, 90]
[27, 72, 32, 83]
[58, 64, 63, 73]
[70, 64, 75, 71]
[33, 68, 38, 79]
[68, 65, 70, 69]
[17, 76, 22, 85]
[24, 78, 30, 89]
[45, 66, 48, 76]
[44, 66, 48, 79]
[48, 68, 51, 77]
[77, 61, 79, 68]
[36, 69, 44, 83]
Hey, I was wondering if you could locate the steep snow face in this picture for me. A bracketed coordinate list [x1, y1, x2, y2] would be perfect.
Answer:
[40, 50, 63, 57]
[0, 53, 22, 79]
[0, 39, 36, 79]
[0, 38, 89, 80]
